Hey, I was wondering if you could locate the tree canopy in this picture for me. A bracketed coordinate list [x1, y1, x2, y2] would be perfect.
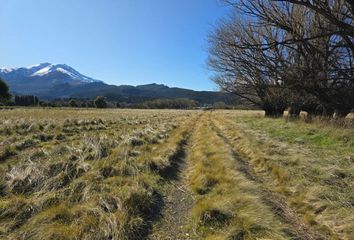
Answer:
[209, 0, 353, 117]
[0, 78, 11, 103]
[94, 96, 107, 108]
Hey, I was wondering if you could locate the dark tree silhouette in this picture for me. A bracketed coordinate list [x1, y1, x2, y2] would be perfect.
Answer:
[0, 78, 11, 103]
[211, 0, 354, 118]
[94, 96, 107, 108]
[14, 95, 39, 106]
[208, 19, 292, 117]
[69, 99, 78, 107]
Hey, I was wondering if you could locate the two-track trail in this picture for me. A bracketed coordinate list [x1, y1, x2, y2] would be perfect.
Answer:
[147, 147, 195, 240]
[148, 112, 321, 239]
[209, 112, 323, 240]
[147, 116, 199, 240]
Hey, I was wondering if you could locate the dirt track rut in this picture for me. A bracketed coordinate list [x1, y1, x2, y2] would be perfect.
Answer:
[147, 125, 196, 240]
[209, 113, 322, 240]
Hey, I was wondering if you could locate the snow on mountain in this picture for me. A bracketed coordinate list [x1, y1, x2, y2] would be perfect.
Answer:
[0, 63, 239, 105]
[0, 68, 15, 73]
[0, 63, 102, 84]
[31, 65, 52, 76]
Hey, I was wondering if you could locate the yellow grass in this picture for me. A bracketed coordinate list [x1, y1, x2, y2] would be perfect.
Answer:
[0, 108, 352, 239]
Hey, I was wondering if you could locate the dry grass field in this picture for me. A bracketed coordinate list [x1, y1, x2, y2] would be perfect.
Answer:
[0, 108, 353, 240]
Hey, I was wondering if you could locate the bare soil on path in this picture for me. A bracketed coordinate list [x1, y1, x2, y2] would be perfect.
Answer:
[148, 136, 195, 240]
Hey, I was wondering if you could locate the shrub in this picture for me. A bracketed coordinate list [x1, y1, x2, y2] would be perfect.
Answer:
[94, 96, 107, 108]
[69, 99, 78, 107]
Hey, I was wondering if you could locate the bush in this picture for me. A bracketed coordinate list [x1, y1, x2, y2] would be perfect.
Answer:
[94, 96, 107, 108]
[69, 99, 78, 107]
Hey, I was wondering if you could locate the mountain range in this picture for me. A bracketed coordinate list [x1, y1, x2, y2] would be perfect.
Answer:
[0, 63, 238, 104]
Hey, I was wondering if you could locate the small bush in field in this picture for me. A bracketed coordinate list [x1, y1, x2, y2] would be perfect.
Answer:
[94, 96, 107, 108]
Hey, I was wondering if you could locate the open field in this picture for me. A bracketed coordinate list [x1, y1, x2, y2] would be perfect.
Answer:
[0, 108, 353, 240]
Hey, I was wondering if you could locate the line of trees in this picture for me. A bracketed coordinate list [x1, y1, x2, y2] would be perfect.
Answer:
[49, 97, 199, 109]
[129, 98, 199, 109]
[209, 0, 353, 118]
[14, 95, 39, 106]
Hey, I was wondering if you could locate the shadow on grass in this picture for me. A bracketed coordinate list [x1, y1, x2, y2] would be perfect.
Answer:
[157, 138, 188, 181]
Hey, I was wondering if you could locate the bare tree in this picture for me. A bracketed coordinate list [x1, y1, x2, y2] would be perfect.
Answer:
[216, 0, 354, 117]
[209, 19, 291, 116]
[224, 0, 353, 51]
[273, 0, 354, 50]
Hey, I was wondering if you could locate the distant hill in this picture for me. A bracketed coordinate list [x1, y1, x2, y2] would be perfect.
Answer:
[0, 63, 238, 104]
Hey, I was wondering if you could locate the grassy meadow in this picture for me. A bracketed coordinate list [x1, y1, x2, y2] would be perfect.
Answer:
[0, 108, 353, 240]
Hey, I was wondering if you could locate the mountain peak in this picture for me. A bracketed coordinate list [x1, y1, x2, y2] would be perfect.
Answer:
[0, 62, 238, 105]
[0, 63, 102, 84]
[27, 63, 52, 68]
[0, 63, 103, 95]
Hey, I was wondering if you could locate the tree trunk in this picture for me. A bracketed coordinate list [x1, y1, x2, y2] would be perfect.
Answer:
[321, 107, 334, 118]
[264, 108, 284, 117]
[305, 112, 315, 122]
[334, 109, 350, 118]
[288, 105, 301, 119]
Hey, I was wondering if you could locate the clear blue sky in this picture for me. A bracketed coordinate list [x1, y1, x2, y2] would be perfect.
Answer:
[0, 0, 230, 91]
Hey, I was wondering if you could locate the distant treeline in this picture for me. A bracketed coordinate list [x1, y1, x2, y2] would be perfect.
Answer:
[14, 95, 39, 106]
[127, 98, 198, 109]
[6, 95, 235, 109]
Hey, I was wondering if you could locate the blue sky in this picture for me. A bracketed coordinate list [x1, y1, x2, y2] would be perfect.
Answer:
[0, 0, 230, 91]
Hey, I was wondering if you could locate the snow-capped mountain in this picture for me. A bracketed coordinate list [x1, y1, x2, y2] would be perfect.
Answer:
[0, 63, 239, 105]
[29, 63, 98, 83]
[0, 63, 103, 95]
[0, 63, 101, 83]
